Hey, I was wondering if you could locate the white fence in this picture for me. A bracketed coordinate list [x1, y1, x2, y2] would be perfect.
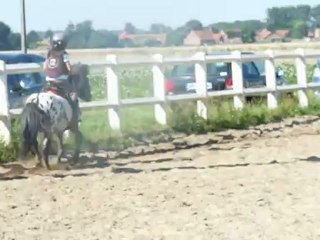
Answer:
[1, 48, 320, 144]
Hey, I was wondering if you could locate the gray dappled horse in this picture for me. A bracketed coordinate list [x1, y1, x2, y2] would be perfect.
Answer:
[20, 64, 91, 170]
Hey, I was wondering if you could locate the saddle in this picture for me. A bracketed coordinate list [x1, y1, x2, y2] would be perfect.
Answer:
[44, 81, 74, 102]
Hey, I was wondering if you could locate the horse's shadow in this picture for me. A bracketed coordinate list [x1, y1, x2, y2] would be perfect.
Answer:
[58, 152, 110, 170]
[299, 156, 320, 162]
[74, 155, 110, 169]
[0, 153, 110, 181]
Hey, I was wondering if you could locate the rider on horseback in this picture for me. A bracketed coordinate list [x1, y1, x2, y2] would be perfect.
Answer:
[43, 32, 80, 122]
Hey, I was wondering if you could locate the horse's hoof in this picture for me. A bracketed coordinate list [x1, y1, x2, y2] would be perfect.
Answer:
[70, 158, 79, 165]
[71, 162, 78, 167]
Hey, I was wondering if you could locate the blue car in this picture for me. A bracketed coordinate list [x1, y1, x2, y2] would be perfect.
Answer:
[0, 53, 46, 108]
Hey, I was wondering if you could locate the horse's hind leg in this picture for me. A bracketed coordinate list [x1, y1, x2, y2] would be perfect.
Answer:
[43, 136, 52, 170]
[31, 139, 42, 167]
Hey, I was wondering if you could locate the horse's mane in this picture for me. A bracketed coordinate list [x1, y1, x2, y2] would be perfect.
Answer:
[70, 63, 91, 102]
[71, 63, 89, 76]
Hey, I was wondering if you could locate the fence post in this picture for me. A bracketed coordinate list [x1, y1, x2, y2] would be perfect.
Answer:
[194, 51, 208, 119]
[295, 48, 308, 107]
[106, 54, 121, 130]
[152, 54, 167, 125]
[231, 51, 245, 109]
[0, 61, 11, 145]
[265, 50, 278, 109]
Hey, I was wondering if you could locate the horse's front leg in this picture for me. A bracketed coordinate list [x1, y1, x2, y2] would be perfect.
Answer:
[56, 132, 64, 164]
[70, 129, 82, 165]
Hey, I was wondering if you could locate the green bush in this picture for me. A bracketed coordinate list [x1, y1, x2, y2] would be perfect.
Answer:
[0, 120, 20, 163]
[279, 63, 316, 83]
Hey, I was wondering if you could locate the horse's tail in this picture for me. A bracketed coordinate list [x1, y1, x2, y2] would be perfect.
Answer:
[20, 102, 46, 155]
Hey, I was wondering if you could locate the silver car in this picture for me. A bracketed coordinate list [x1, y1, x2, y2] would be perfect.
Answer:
[312, 58, 320, 96]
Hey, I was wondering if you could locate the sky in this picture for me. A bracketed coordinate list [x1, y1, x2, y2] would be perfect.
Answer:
[1, 0, 320, 32]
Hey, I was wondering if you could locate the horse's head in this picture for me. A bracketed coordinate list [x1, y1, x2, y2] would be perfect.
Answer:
[71, 63, 92, 102]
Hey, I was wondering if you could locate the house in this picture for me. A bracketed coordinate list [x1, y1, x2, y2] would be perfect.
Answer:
[183, 29, 227, 46]
[224, 29, 243, 44]
[255, 28, 290, 42]
[255, 28, 272, 42]
[308, 28, 320, 40]
[274, 29, 290, 39]
[119, 32, 167, 46]
[316, 28, 320, 39]
[227, 37, 243, 44]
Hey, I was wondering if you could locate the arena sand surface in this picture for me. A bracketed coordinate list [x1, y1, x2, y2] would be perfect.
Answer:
[1, 121, 320, 239]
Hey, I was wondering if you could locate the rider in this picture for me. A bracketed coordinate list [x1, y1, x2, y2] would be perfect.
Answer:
[43, 32, 80, 122]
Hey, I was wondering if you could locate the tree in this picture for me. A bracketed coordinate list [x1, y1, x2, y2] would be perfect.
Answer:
[0, 22, 12, 50]
[209, 26, 220, 33]
[9, 33, 21, 50]
[295, 5, 311, 22]
[267, 5, 312, 31]
[149, 23, 171, 34]
[88, 31, 120, 48]
[65, 20, 93, 48]
[311, 4, 320, 26]
[75, 20, 93, 44]
[291, 20, 308, 39]
[165, 27, 189, 46]
[210, 20, 265, 32]
[124, 23, 136, 34]
[0, 21, 20, 50]
[241, 28, 256, 43]
[27, 31, 41, 48]
[144, 39, 162, 47]
[65, 23, 75, 36]
[267, 7, 293, 30]
[44, 29, 53, 39]
[185, 19, 203, 31]
[226, 29, 240, 38]
[104, 32, 121, 48]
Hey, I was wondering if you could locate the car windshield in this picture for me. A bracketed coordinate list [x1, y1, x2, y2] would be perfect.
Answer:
[253, 60, 265, 75]
[8, 72, 44, 92]
[207, 62, 229, 76]
[172, 62, 229, 77]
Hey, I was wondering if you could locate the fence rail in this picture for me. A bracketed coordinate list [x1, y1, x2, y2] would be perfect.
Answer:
[1, 48, 320, 144]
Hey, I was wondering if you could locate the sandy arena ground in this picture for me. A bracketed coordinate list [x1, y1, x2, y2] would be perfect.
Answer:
[1, 121, 320, 239]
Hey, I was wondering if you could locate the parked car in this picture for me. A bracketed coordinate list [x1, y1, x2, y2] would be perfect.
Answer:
[312, 58, 320, 97]
[0, 53, 46, 108]
[166, 51, 289, 95]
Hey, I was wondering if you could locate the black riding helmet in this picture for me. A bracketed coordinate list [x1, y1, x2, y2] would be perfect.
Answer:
[51, 32, 67, 51]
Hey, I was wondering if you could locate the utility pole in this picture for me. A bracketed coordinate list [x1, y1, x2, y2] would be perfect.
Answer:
[21, 0, 27, 53]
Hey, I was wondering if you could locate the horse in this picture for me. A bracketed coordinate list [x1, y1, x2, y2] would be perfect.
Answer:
[20, 63, 92, 170]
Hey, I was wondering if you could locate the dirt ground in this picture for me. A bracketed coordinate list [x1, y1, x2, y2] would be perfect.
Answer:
[2, 120, 320, 239]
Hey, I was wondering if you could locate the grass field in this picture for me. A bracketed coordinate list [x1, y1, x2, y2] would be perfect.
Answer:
[1, 58, 320, 162]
